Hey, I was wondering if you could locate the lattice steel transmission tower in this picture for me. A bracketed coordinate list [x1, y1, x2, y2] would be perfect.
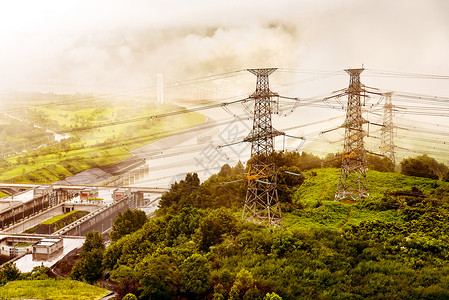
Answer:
[243, 68, 283, 226]
[334, 68, 369, 201]
[380, 92, 395, 164]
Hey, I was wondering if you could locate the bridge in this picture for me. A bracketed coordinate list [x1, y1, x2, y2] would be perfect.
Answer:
[0, 182, 167, 196]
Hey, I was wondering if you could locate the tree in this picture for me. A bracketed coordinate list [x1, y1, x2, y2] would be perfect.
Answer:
[417, 154, 449, 179]
[229, 269, 261, 300]
[270, 151, 322, 171]
[366, 154, 395, 172]
[400, 157, 438, 179]
[179, 253, 211, 295]
[165, 206, 201, 246]
[116, 278, 141, 300]
[159, 173, 201, 212]
[71, 231, 105, 283]
[277, 166, 305, 203]
[233, 161, 245, 175]
[122, 294, 138, 300]
[71, 248, 104, 283]
[218, 164, 233, 177]
[81, 231, 105, 253]
[322, 153, 342, 168]
[196, 208, 239, 251]
[110, 209, 147, 242]
[212, 284, 226, 300]
[21, 265, 49, 280]
[0, 262, 21, 284]
[137, 254, 180, 300]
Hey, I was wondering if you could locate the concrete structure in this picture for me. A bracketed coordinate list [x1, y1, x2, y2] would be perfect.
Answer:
[14, 235, 85, 273]
[32, 238, 63, 261]
[0, 235, 42, 258]
[33, 186, 53, 198]
[55, 197, 131, 236]
[113, 188, 131, 201]
[80, 187, 99, 201]
[0, 182, 166, 237]
[1, 202, 101, 235]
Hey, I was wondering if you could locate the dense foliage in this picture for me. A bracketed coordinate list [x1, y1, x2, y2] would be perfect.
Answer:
[4, 151, 448, 299]
[0, 263, 50, 285]
[101, 185, 449, 299]
[96, 151, 449, 299]
[70, 231, 105, 283]
[400, 154, 449, 180]
[110, 209, 148, 242]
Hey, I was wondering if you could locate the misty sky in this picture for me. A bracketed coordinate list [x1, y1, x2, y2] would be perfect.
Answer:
[0, 0, 448, 95]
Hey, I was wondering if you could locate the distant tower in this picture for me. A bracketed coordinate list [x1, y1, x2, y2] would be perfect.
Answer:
[243, 68, 283, 226]
[334, 68, 369, 201]
[380, 92, 395, 164]
[157, 74, 164, 104]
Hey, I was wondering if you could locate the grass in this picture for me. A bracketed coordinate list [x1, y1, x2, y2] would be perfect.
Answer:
[285, 168, 449, 230]
[15, 242, 34, 247]
[41, 210, 84, 225]
[284, 201, 403, 229]
[0, 279, 110, 300]
[292, 168, 340, 205]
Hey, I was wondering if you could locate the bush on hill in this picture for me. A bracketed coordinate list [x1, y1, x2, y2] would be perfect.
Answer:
[400, 154, 448, 180]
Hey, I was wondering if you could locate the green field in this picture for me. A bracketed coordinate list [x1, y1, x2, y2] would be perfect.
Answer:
[0, 94, 206, 184]
[0, 279, 109, 300]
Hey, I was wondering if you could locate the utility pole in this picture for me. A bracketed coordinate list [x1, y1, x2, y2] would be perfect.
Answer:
[334, 68, 369, 201]
[380, 92, 395, 164]
[243, 68, 283, 226]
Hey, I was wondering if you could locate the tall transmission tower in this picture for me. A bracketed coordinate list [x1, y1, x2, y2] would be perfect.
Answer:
[334, 68, 369, 201]
[243, 68, 283, 226]
[380, 92, 395, 164]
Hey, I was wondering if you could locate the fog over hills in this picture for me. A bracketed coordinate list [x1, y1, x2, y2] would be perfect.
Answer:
[0, 0, 447, 96]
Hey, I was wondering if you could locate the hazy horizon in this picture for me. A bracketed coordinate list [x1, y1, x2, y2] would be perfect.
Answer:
[0, 0, 447, 98]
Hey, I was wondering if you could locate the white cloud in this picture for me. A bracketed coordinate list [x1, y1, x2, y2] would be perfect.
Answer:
[0, 0, 447, 95]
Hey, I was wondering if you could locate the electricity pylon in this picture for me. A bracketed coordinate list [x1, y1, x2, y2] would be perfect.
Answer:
[334, 68, 369, 201]
[243, 68, 283, 226]
[380, 92, 395, 164]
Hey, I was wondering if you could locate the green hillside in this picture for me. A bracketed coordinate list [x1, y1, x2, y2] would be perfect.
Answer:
[3, 152, 449, 299]
[0, 279, 109, 300]
[93, 161, 449, 299]
[286, 168, 448, 229]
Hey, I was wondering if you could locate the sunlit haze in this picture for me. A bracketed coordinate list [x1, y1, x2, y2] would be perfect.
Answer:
[0, 0, 447, 96]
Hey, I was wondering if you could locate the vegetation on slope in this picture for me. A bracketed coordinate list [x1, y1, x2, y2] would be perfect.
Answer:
[0, 262, 107, 299]
[41, 210, 87, 225]
[0, 279, 109, 300]
[1, 150, 449, 299]
[93, 152, 449, 299]
[0, 94, 205, 184]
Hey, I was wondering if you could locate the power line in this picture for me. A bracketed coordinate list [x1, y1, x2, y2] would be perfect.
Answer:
[365, 69, 449, 80]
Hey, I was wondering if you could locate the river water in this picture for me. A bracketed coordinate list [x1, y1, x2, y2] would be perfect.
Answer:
[4, 113, 70, 147]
